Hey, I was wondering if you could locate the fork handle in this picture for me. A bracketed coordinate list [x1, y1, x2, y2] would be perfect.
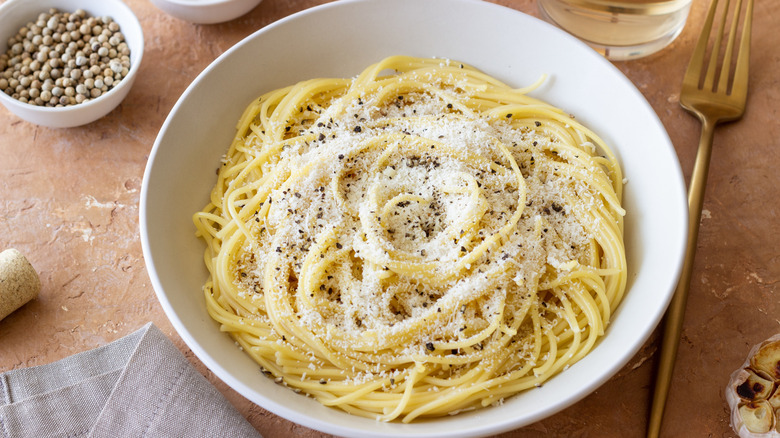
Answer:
[647, 116, 716, 438]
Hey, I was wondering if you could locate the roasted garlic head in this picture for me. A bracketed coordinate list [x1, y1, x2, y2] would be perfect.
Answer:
[727, 335, 780, 437]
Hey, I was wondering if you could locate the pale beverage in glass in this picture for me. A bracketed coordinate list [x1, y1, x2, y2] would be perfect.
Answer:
[537, 0, 693, 60]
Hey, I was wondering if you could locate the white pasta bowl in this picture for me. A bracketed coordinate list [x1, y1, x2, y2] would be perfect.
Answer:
[148, 0, 263, 24]
[0, 0, 143, 128]
[140, 0, 688, 436]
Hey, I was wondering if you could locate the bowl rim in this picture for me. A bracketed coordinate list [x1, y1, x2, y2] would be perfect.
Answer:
[150, 0, 261, 7]
[0, 0, 144, 117]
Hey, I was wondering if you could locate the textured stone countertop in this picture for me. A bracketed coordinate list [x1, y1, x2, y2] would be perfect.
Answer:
[1, 0, 778, 436]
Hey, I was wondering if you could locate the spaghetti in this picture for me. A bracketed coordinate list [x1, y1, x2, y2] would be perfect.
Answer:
[193, 56, 627, 422]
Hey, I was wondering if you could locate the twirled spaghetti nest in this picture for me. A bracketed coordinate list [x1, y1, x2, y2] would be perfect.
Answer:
[194, 56, 626, 422]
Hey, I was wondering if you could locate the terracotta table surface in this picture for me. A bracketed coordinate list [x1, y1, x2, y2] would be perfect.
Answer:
[1, 0, 778, 436]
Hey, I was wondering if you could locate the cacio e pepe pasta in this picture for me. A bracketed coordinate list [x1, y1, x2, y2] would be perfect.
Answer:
[193, 56, 627, 422]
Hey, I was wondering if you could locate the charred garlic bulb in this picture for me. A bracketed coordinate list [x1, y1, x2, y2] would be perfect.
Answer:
[727, 335, 780, 437]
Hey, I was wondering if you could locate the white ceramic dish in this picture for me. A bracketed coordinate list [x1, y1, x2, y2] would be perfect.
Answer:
[0, 0, 143, 128]
[149, 0, 263, 24]
[141, 0, 687, 436]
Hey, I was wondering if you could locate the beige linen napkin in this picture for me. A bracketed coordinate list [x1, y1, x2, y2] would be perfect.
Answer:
[0, 323, 262, 438]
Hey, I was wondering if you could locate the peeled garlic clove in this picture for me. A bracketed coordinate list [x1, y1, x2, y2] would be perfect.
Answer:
[736, 369, 776, 402]
[739, 401, 776, 434]
[751, 339, 780, 381]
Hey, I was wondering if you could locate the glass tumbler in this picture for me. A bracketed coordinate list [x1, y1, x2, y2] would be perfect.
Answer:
[537, 0, 693, 60]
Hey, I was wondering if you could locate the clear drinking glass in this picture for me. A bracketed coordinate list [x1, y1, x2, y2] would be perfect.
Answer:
[537, 0, 693, 60]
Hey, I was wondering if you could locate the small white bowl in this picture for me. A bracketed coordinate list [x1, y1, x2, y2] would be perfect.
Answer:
[0, 0, 143, 128]
[149, 0, 263, 24]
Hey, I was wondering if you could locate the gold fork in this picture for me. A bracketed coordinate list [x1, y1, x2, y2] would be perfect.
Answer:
[647, 0, 753, 436]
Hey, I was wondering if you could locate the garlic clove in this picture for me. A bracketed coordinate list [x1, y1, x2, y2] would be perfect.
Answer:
[736, 369, 777, 402]
[767, 385, 780, 411]
[751, 340, 780, 381]
[739, 401, 776, 434]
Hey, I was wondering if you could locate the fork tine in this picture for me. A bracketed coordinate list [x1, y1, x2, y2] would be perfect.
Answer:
[684, 0, 719, 87]
[731, 0, 753, 95]
[703, 0, 730, 91]
[717, 0, 742, 93]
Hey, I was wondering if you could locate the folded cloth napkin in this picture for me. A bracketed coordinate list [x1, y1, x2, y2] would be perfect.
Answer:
[0, 323, 262, 438]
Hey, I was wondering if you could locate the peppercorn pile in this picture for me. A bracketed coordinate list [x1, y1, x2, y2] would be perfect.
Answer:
[0, 8, 131, 107]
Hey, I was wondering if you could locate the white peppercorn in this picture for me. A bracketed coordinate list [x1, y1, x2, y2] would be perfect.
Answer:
[0, 8, 130, 108]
